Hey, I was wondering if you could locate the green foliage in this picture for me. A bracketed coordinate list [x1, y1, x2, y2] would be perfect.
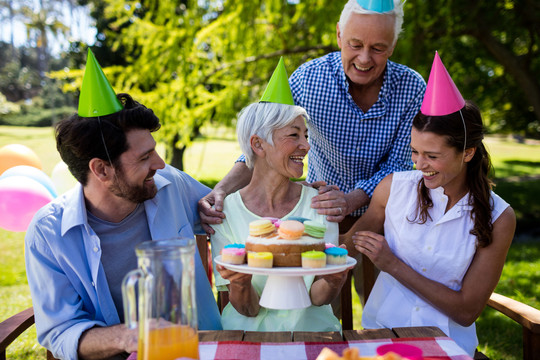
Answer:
[49, 0, 540, 172]
[396, 0, 540, 138]
[0, 92, 20, 114]
[476, 241, 540, 359]
[69, 0, 343, 168]
[0, 104, 74, 127]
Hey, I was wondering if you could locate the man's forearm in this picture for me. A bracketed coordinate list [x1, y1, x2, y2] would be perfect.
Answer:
[214, 161, 252, 195]
[344, 188, 370, 215]
[78, 324, 137, 360]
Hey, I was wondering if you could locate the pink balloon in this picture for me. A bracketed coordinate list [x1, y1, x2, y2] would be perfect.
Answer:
[0, 175, 53, 232]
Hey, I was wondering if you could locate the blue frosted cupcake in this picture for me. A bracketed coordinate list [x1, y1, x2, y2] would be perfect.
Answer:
[324, 247, 348, 265]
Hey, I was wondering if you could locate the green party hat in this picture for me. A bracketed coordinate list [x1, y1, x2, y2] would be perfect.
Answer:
[78, 49, 123, 117]
[259, 57, 295, 105]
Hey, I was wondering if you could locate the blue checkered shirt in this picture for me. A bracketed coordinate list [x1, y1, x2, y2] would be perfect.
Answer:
[289, 52, 425, 216]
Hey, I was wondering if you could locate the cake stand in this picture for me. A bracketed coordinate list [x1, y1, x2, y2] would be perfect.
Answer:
[215, 256, 356, 310]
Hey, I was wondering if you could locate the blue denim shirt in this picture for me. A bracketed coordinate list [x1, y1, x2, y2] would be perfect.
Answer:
[25, 165, 222, 360]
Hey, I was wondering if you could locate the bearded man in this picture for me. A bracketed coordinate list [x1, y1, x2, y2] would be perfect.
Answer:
[25, 51, 221, 360]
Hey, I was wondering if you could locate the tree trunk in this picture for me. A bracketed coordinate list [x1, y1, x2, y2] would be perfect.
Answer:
[169, 135, 185, 171]
[474, 30, 540, 123]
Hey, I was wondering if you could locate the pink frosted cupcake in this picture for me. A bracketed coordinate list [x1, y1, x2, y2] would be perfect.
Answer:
[221, 247, 246, 265]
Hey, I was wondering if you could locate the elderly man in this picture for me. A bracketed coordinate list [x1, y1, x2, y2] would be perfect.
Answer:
[25, 50, 221, 360]
[199, 0, 425, 304]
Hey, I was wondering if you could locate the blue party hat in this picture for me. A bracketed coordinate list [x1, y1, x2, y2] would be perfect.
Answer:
[356, 0, 394, 13]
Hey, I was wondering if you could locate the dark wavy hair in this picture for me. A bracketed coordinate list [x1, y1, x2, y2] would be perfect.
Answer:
[411, 101, 494, 248]
[55, 93, 161, 186]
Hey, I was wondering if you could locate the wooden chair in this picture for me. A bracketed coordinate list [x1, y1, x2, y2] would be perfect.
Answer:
[195, 233, 229, 312]
[0, 307, 57, 360]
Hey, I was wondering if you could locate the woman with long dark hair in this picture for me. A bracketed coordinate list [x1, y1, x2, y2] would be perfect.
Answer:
[343, 53, 516, 356]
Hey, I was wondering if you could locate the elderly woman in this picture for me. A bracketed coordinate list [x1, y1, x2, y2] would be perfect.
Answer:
[210, 101, 349, 331]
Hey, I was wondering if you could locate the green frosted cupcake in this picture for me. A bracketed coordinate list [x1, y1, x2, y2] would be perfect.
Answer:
[301, 250, 326, 268]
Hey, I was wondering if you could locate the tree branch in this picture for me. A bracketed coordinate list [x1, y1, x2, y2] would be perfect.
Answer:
[473, 29, 540, 123]
[202, 45, 337, 82]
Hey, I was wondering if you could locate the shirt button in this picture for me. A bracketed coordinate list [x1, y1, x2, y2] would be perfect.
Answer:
[93, 247, 98, 252]
[427, 246, 432, 251]
[415, 307, 420, 311]
[91, 282, 95, 287]
[422, 268, 427, 272]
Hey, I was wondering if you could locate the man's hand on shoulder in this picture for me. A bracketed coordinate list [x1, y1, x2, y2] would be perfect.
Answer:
[198, 188, 226, 235]
[310, 184, 347, 222]
[311, 187, 370, 223]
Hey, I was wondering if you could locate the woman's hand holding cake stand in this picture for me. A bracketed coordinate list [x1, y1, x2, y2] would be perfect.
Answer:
[216, 245, 261, 316]
[218, 219, 355, 309]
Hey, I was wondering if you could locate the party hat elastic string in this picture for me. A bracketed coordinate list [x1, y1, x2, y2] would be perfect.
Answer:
[459, 109, 468, 168]
[97, 116, 120, 182]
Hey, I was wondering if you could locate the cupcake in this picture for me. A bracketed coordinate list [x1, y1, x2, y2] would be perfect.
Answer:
[301, 250, 327, 268]
[325, 247, 348, 265]
[247, 252, 273, 268]
[221, 245, 246, 265]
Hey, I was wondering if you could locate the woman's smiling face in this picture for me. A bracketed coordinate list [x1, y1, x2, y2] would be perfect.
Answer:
[410, 128, 468, 193]
[262, 116, 310, 179]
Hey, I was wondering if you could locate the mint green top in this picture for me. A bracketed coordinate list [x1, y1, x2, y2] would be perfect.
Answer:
[211, 185, 341, 331]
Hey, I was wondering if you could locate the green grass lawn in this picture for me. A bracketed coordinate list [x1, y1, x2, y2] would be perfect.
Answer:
[1, 125, 539, 359]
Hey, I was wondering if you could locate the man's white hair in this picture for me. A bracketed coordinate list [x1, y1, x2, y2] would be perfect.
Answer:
[338, 0, 405, 46]
[236, 102, 309, 169]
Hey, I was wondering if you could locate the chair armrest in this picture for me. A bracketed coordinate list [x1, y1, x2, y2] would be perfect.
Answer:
[487, 293, 540, 334]
[487, 292, 540, 360]
[0, 307, 35, 353]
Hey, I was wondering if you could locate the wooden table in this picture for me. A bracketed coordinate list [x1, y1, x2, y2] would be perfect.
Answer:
[128, 326, 474, 359]
[198, 325, 447, 342]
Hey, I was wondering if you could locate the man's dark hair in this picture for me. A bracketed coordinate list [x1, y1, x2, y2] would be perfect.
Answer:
[56, 93, 161, 185]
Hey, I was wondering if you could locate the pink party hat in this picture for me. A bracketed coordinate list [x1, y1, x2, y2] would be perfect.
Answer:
[421, 51, 465, 116]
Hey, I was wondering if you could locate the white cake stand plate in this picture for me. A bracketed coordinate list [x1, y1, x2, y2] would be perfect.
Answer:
[214, 256, 356, 310]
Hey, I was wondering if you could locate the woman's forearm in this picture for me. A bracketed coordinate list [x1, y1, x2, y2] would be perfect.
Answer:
[228, 282, 261, 317]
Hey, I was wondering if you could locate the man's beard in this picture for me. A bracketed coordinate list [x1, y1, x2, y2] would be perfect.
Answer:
[109, 169, 158, 204]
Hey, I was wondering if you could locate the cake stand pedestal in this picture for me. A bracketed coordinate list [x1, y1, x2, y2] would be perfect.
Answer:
[215, 256, 356, 310]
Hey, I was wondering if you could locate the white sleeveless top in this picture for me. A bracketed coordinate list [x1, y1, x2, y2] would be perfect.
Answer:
[362, 170, 509, 356]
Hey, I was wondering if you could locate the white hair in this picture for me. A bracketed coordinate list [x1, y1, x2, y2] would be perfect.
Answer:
[236, 102, 309, 169]
[338, 0, 405, 46]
